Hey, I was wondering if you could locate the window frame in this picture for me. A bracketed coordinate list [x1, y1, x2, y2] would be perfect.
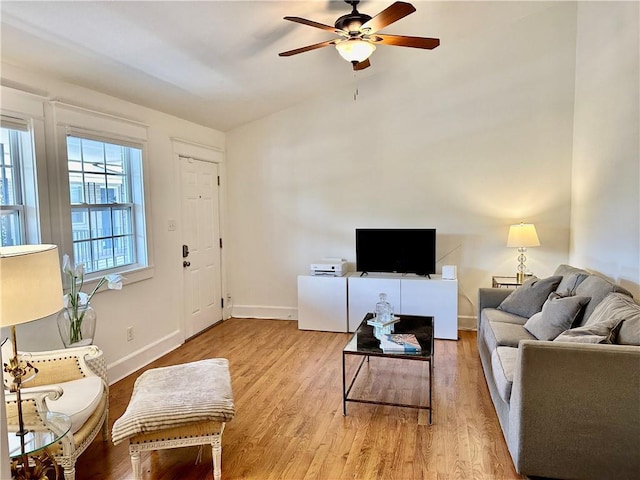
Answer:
[55, 114, 153, 285]
[0, 114, 43, 246]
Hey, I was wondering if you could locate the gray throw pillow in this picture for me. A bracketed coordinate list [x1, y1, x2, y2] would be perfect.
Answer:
[524, 293, 590, 340]
[554, 316, 624, 344]
[585, 292, 640, 345]
[497, 275, 562, 318]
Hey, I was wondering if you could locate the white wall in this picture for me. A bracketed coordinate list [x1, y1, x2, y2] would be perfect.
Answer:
[226, 3, 579, 327]
[570, 2, 640, 298]
[1, 64, 226, 382]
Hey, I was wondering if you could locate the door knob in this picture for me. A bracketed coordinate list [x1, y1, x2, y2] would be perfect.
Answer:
[183, 261, 191, 268]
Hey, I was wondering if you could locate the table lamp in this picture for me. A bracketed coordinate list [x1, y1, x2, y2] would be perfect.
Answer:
[506, 223, 540, 283]
[1, 244, 63, 479]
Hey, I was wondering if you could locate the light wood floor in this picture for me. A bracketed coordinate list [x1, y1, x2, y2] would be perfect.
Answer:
[75, 318, 524, 480]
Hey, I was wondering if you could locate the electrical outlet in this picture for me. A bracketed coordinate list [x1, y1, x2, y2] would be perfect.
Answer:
[127, 326, 134, 341]
[168, 219, 176, 231]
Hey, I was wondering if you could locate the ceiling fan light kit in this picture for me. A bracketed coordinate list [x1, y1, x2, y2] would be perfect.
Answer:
[335, 39, 376, 64]
[279, 0, 440, 71]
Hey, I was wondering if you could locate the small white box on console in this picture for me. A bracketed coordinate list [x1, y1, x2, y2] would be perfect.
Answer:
[310, 258, 348, 277]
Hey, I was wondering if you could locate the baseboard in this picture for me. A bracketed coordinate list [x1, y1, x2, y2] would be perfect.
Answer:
[107, 329, 182, 385]
[458, 315, 478, 331]
[231, 305, 297, 320]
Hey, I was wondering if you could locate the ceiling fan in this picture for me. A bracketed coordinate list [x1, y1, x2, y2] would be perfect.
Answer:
[278, 0, 440, 71]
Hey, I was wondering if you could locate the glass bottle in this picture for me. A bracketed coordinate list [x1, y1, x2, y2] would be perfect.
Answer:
[375, 293, 393, 323]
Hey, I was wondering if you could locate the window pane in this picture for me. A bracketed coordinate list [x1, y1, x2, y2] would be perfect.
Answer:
[0, 164, 17, 205]
[0, 210, 22, 246]
[73, 240, 92, 270]
[114, 235, 134, 267]
[91, 237, 114, 272]
[90, 207, 112, 238]
[67, 136, 81, 161]
[71, 208, 90, 241]
[107, 175, 128, 203]
[112, 207, 132, 236]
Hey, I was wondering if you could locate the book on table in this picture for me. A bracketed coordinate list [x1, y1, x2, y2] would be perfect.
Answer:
[380, 333, 422, 353]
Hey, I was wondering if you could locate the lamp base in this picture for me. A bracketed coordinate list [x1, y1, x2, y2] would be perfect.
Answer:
[516, 271, 526, 284]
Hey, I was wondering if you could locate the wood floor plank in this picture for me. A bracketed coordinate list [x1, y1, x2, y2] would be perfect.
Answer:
[73, 318, 524, 480]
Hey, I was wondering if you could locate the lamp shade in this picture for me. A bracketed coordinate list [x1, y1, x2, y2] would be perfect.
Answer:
[335, 39, 376, 63]
[507, 223, 540, 248]
[0, 244, 63, 327]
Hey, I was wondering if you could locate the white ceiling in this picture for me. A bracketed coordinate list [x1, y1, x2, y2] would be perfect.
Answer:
[0, 1, 555, 132]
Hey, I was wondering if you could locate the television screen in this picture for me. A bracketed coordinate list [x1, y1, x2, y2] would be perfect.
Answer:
[356, 228, 436, 276]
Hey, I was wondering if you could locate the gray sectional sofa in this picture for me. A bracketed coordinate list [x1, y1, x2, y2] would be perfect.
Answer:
[477, 265, 640, 480]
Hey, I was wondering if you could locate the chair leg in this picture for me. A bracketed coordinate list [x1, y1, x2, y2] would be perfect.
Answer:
[63, 464, 75, 480]
[211, 435, 222, 480]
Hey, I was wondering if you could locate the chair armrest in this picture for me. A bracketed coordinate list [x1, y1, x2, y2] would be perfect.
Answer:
[508, 340, 640, 478]
[4, 385, 64, 427]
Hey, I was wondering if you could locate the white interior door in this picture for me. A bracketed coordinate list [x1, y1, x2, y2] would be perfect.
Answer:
[180, 157, 222, 338]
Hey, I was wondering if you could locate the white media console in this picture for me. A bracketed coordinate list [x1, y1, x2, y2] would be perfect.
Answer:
[297, 272, 458, 340]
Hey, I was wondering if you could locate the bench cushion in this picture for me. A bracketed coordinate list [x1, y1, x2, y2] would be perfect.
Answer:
[112, 358, 235, 445]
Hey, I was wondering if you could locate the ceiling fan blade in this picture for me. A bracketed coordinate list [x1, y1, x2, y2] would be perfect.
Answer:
[374, 34, 440, 49]
[360, 2, 416, 34]
[284, 16, 345, 35]
[279, 39, 338, 57]
[353, 58, 371, 71]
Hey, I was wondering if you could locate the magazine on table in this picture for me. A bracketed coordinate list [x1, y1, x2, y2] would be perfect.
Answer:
[380, 333, 421, 353]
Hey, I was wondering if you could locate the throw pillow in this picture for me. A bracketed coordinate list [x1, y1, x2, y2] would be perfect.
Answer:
[554, 317, 624, 344]
[524, 293, 590, 340]
[585, 292, 640, 345]
[497, 275, 562, 318]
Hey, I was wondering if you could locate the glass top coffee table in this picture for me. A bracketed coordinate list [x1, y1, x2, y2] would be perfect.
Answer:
[342, 313, 434, 424]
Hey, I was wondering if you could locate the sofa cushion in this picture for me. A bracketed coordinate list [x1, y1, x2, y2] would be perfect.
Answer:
[582, 292, 640, 345]
[575, 275, 633, 326]
[497, 275, 562, 318]
[45, 376, 104, 434]
[556, 271, 590, 296]
[553, 264, 590, 280]
[524, 293, 590, 340]
[481, 307, 528, 326]
[482, 319, 536, 352]
[491, 346, 518, 404]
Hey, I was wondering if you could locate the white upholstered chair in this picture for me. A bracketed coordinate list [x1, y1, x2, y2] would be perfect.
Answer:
[2, 340, 109, 480]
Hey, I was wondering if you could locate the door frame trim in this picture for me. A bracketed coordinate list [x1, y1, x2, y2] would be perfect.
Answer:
[172, 139, 228, 343]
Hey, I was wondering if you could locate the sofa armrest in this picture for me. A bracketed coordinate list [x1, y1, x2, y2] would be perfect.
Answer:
[508, 340, 640, 479]
[477, 288, 511, 320]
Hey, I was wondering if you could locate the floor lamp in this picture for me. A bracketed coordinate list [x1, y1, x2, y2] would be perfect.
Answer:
[1, 244, 63, 479]
[507, 223, 540, 283]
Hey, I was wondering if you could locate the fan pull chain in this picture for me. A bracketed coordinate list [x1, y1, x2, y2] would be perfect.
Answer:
[354, 72, 359, 101]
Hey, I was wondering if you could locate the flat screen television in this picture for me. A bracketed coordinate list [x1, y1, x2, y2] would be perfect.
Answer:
[356, 228, 436, 276]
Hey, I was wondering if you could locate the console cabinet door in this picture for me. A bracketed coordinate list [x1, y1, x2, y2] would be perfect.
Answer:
[401, 278, 458, 340]
[347, 277, 401, 332]
[297, 275, 348, 332]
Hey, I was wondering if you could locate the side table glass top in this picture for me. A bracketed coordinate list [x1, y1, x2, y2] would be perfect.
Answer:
[7, 411, 72, 458]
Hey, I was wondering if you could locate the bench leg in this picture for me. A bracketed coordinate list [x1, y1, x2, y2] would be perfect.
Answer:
[130, 448, 141, 480]
[211, 434, 222, 480]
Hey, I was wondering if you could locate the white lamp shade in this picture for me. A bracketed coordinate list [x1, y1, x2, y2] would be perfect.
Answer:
[0, 244, 63, 327]
[335, 39, 376, 63]
[507, 223, 540, 248]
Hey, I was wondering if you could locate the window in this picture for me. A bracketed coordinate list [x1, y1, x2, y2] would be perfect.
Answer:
[0, 117, 33, 246]
[66, 134, 146, 274]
